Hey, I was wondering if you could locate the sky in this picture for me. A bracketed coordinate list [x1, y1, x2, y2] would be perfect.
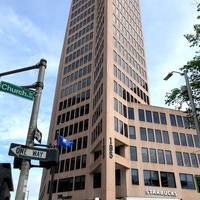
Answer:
[0, 0, 199, 200]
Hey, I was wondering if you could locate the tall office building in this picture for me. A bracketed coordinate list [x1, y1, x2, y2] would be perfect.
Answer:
[39, 0, 200, 199]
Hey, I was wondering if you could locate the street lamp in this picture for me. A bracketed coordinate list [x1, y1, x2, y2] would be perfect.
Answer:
[164, 70, 200, 143]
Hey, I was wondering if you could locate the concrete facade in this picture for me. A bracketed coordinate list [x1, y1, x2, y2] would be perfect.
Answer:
[39, 0, 200, 200]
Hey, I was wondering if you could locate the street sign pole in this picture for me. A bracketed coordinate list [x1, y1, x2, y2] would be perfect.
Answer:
[15, 59, 47, 200]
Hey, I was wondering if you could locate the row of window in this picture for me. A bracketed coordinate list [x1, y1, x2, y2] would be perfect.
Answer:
[113, 2, 142, 38]
[52, 175, 85, 193]
[94, 67, 103, 95]
[170, 114, 194, 128]
[130, 146, 172, 165]
[91, 119, 103, 144]
[60, 76, 91, 98]
[70, 6, 94, 27]
[63, 62, 92, 85]
[57, 105, 89, 124]
[113, 13, 144, 62]
[67, 22, 94, 44]
[114, 80, 150, 104]
[93, 83, 103, 109]
[59, 135, 88, 154]
[63, 64, 91, 86]
[57, 118, 89, 136]
[113, 48, 146, 88]
[173, 132, 199, 147]
[140, 127, 170, 144]
[72, 0, 93, 11]
[66, 32, 93, 55]
[130, 145, 200, 168]
[57, 155, 87, 174]
[65, 42, 93, 66]
[176, 151, 200, 168]
[113, 24, 145, 73]
[114, 64, 148, 94]
[141, 148, 172, 164]
[59, 89, 90, 111]
[71, 0, 95, 19]
[138, 109, 166, 124]
[65, 43, 93, 64]
[92, 100, 103, 125]
[132, 169, 200, 191]
[94, 50, 103, 80]
[69, 13, 94, 35]
[114, 0, 141, 29]
[114, 117, 128, 138]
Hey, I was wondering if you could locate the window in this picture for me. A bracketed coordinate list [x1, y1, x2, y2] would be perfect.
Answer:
[74, 175, 85, 190]
[180, 133, 187, 146]
[128, 107, 134, 119]
[173, 132, 180, 145]
[130, 146, 137, 161]
[145, 110, 152, 122]
[60, 160, 65, 173]
[140, 127, 147, 141]
[187, 134, 194, 147]
[115, 169, 121, 186]
[160, 113, 167, 125]
[70, 157, 75, 170]
[114, 98, 118, 111]
[190, 153, 198, 167]
[177, 115, 183, 127]
[183, 152, 191, 167]
[176, 152, 183, 166]
[65, 159, 70, 171]
[58, 178, 73, 192]
[158, 149, 165, 164]
[142, 147, 149, 162]
[144, 170, 159, 186]
[129, 126, 136, 139]
[165, 150, 173, 165]
[131, 169, 139, 185]
[194, 135, 200, 148]
[162, 131, 170, 144]
[76, 156, 81, 169]
[160, 172, 176, 188]
[114, 117, 118, 132]
[155, 129, 162, 143]
[180, 173, 195, 189]
[93, 172, 101, 188]
[150, 148, 157, 163]
[153, 112, 160, 124]
[138, 109, 145, 121]
[183, 116, 190, 128]
[170, 114, 176, 126]
[147, 128, 155, 142]
[119, 120, 123, 135]
[81, 155, 87, 168]
[83, 136, 87, 148]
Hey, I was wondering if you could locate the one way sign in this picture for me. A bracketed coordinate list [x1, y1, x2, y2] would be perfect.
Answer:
[8, 143, 48, 161]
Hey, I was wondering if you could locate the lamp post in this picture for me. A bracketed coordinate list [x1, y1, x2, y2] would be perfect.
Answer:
[164, 70, 200, 143]
[0, 59, 47, 200]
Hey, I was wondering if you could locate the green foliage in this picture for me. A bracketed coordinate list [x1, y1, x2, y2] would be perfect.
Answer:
[165, 3, 200, 120]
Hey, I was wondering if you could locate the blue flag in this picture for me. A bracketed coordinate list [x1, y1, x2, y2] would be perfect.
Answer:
[58, 135, 73, 148]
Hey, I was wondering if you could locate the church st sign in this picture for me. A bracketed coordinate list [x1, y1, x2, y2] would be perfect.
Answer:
[0, 81, 35, 101]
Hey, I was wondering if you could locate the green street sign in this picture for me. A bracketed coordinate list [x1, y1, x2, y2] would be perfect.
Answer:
[0, 81, 35, 101]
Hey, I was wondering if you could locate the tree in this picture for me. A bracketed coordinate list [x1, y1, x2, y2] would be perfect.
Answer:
[165, 3, 200, 124]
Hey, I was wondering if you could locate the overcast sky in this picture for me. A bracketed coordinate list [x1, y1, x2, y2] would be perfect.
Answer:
[0, 0, 199, 200]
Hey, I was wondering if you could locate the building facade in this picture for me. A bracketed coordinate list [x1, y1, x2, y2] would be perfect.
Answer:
[39, 0, 200, 199]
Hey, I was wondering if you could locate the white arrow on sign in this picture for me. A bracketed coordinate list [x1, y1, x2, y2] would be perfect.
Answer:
[11, 145, 47, 159]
